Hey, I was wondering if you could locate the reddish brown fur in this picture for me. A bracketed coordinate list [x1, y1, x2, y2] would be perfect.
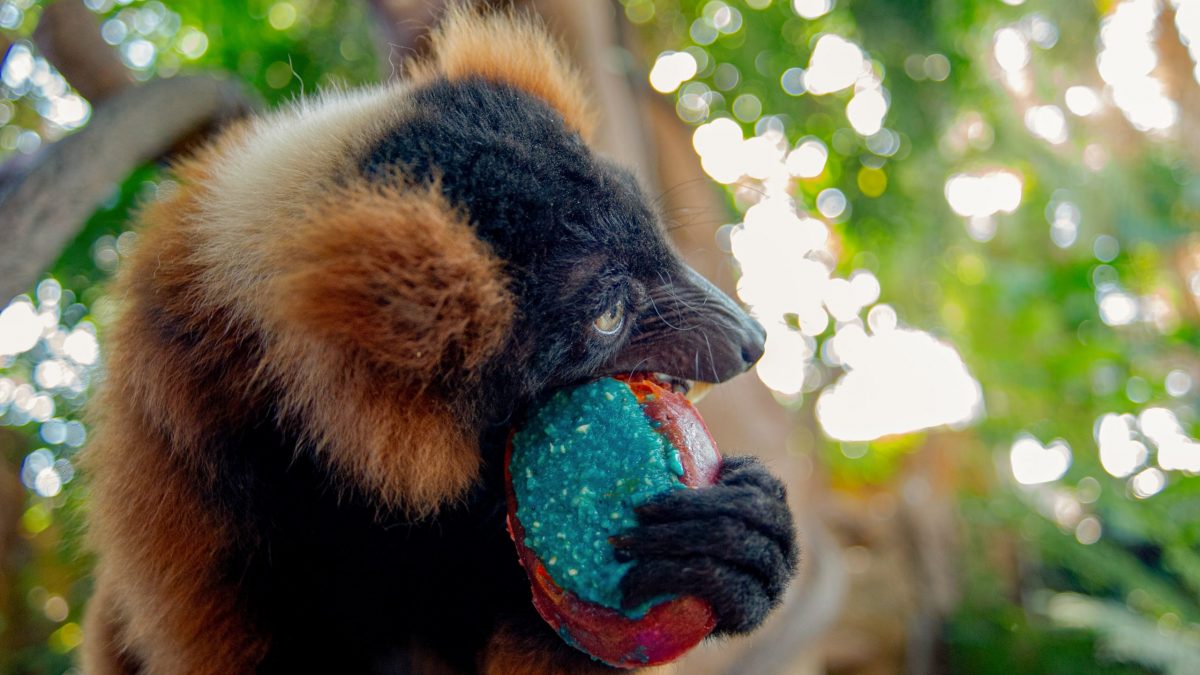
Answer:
[81, 8, 604, 673]
[277, 182, 511, 381]
[82, 123, 515, 671]
[82, 126, 272, 674]
[409, 6, 596, 140]
[266, 181, 513, 511]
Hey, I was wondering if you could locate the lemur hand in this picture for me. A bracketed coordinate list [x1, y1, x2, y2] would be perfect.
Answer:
[613, 456, 798, 635]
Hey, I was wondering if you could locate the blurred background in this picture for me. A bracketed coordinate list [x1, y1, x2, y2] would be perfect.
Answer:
[2, 0, 1199, 672]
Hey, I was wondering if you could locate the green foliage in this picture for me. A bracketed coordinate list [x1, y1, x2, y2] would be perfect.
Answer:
[945, 609, 1146, 675]
[627, 0, 1200, 672]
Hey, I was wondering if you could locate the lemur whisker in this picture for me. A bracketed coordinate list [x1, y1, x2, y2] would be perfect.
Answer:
[647, 284, 693, 332]
[702, 330, 719, 383]
[651, 177, 713, 208]
[624, 356, 652, 380]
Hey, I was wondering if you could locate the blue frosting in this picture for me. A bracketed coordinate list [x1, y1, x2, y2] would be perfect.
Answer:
[510, 378, 685, 613]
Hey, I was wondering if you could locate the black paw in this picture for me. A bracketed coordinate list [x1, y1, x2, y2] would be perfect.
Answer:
[613, 456, 798, 635]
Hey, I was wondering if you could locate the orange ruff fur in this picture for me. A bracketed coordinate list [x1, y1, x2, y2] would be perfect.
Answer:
[409, 7, 596, 140]
[83, 145, 515, 675]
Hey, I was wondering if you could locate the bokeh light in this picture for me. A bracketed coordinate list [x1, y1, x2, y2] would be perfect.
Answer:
[1010, 435, 1072, 485]
[816, 328, 983, 441]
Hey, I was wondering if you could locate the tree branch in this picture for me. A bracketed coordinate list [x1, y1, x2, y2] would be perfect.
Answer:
[33, 0, 132, 103]
[0, 75, 254, 301]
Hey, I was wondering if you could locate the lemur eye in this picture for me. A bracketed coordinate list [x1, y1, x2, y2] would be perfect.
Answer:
[593, 300, 625, 336]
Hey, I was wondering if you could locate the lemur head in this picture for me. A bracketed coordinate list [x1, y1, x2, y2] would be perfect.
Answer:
[355, 9, 765, 421]
[121, 8, 763, 511]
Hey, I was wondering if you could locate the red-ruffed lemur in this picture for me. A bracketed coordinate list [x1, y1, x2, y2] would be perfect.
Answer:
[81, 9, 797, 674]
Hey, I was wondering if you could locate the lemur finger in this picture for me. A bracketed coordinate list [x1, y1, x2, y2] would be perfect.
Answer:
[633, 485, 795, 550]
[610, 517, 791, 594]
[619, 557, 775, 636]
[717, 456, 787, 501]
[716, 454, 760, 475]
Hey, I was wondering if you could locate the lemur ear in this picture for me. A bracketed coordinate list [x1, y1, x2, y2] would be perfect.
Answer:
[410, 6, 596, 139]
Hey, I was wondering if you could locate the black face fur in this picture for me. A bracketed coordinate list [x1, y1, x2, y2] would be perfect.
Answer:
[363, 78, 766, 425]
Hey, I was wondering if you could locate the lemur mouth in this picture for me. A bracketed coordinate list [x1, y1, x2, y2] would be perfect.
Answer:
[651, 373, 713, 404]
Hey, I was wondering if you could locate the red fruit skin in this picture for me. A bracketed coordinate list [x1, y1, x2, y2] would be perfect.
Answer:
[505, 376, 720, 668]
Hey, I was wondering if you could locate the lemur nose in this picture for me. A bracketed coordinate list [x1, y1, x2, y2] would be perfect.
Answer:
[739, 318, 767, 367]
